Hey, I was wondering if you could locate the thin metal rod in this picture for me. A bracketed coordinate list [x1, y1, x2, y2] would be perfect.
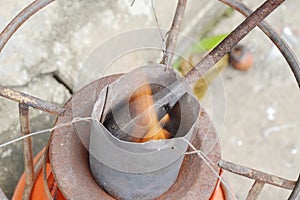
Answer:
[0, 0, 54, 53]
[219, 159, 295, 190]
[219, 0, 300, 88]
[43, 139, 53, 200]
[288, 175, 300, 200]
[26, 152, 45, 199]
[19, 103, 34, 200]
[0, 86, 64, 115]
[246, 181, 265, 200]
[161, 0, 187, 66]
[185, 0, 286, 84]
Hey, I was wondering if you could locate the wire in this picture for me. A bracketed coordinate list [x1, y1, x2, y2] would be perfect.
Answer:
[0, 117, 95, 149]
[180, 137, 237, 200]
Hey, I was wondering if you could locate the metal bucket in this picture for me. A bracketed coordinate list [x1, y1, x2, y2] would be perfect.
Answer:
[89, 65, 200, 200]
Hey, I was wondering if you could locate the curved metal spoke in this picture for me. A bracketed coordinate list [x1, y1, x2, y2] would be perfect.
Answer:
[219, 0, 300, 88]
[0, 0, 54, 53]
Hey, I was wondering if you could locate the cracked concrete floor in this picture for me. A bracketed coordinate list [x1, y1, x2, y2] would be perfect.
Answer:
[0, 0, 299, 200]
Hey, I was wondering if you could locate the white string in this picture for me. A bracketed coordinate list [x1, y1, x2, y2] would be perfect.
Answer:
[180, 137, 237, 200]
[0, 117, 95, 149]
[131, 0, 168, 65]
[150, 0, 169, 63]
[151, 0, 165, 43]
[185, 149, 215, 165]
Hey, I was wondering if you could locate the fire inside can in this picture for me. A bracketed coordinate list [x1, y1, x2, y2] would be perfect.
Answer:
[89, 65, 200, 200]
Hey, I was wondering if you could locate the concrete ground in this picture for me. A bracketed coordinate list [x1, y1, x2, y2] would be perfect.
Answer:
[0, 0, 299, 199]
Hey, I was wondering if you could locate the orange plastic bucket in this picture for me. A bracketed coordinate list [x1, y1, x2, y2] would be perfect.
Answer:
[12, 149, 64, 200]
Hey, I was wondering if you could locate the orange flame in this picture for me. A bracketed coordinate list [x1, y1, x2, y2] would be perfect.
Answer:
[129, 83, 170, 143]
